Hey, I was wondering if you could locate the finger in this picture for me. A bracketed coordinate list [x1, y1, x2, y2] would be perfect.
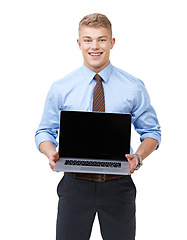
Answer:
[49, 160, 56, 170]
[130, 167, 136, 174]
[49, 163, 54, 170]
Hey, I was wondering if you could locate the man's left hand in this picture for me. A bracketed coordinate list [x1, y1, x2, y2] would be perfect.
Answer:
[125, 154, 139, 174]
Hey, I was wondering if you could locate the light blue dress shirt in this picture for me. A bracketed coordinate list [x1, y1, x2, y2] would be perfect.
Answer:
[35, 62, 161, 153]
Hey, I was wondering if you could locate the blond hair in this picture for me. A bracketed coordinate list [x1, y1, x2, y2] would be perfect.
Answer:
[79, 13, 112, 37]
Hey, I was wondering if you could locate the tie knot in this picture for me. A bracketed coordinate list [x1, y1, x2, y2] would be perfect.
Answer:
[94, 74, 102, 82]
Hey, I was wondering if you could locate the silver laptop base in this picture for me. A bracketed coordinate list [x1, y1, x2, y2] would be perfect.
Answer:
[54, 158, 130, 175]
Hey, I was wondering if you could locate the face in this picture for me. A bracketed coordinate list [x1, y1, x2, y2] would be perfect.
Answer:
[77, 26, 115, 73]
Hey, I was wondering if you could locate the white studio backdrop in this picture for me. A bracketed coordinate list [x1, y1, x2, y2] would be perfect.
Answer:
[0, 0, 186, 239]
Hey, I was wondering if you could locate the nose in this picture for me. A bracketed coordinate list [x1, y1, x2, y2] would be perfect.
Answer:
[91, 40, 99, 50]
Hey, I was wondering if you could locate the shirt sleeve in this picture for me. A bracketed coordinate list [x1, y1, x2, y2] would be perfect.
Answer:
[35, 83, 61, 151]
[131, 81, 161, 147]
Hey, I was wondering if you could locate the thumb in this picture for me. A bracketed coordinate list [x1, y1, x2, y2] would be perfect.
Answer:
[53, 152, 59, 161]
[125, 154, 134, 161]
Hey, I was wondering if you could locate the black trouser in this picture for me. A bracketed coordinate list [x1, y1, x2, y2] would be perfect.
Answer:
[56, 173, 136, 240]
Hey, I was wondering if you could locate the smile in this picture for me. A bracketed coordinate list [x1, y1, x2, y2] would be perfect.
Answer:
[89, 52, 103, 56]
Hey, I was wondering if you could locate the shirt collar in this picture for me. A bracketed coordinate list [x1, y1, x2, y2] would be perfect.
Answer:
[82, 62, 113, 84]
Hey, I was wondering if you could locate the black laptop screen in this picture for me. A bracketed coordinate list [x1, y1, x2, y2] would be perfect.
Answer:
[59, 111, 131, 161]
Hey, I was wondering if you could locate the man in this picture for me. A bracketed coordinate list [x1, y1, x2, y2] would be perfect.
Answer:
[35, 13, 161, 240]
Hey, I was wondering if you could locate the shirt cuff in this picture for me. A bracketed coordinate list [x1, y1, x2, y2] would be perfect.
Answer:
[140, 133, 161, 149]
[35, 132, 59, 152]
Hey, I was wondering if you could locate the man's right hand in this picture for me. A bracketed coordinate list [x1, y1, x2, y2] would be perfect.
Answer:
[39, 141, 59, 171]
[49, 152, 59, 170]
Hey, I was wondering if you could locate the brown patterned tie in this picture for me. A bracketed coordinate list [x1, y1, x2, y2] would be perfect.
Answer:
[92, 74, 105, 112]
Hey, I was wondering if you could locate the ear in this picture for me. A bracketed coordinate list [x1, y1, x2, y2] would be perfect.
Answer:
[77, 39, 82, 50]
[110, 38, 115, 49]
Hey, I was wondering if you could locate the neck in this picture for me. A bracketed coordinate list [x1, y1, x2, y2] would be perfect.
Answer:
[84, 61, 110, 73]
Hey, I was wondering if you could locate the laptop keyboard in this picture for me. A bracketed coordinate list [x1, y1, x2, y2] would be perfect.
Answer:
[64, 160, 121, 168]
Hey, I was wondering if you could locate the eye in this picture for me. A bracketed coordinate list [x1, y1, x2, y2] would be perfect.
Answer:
[84, 39, 91, 43]
[100, 39, 106, 42]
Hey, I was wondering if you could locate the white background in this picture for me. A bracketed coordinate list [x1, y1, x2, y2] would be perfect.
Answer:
[0, 0, 187, 239]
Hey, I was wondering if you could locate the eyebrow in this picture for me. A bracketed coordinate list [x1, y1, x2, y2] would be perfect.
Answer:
[82, 36, 108, 39]
[98, 36, 108, 39]
[82, 36, 92, 39]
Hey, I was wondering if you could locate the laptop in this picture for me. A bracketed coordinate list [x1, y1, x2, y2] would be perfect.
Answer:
[54, 111, 131, 175]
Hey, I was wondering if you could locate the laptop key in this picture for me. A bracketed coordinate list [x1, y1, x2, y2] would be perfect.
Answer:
[64, 160, 121, 168]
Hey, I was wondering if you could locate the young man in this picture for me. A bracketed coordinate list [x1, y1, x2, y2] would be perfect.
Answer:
[35, 13, 161, 240]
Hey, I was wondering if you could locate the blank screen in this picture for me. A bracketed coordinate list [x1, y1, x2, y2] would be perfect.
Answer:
[59, 111, 131, 161]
